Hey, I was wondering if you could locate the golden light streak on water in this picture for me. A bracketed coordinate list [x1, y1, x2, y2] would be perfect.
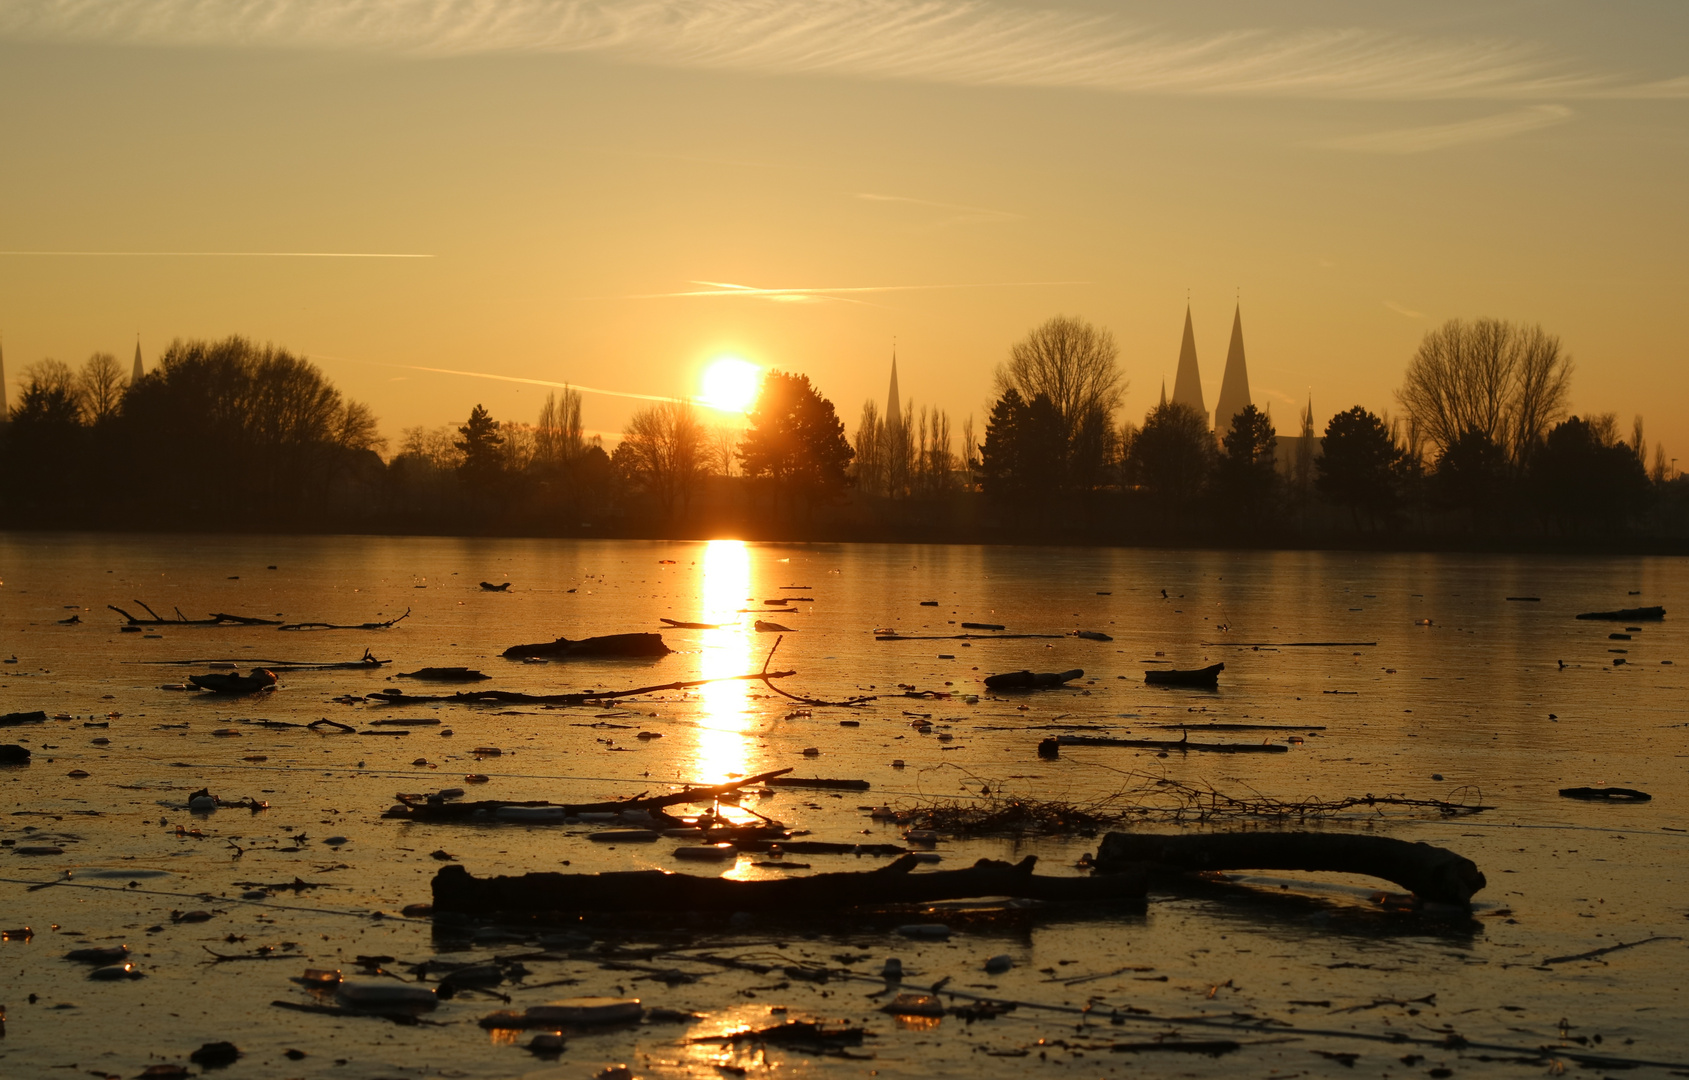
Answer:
[693, 539, 755, 785]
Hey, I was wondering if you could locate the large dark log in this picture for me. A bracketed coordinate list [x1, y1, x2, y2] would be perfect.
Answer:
[1094, 831, 1485, 906]
[502, 632, 671, 659]
[432, 854, 1147, 913]
[1575, 605, 1664, 621]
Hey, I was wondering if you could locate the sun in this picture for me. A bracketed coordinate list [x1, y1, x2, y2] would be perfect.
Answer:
[699, 356, 762, 414]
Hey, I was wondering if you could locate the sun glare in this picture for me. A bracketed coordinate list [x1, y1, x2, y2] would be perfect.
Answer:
[700, 357, 762, 414]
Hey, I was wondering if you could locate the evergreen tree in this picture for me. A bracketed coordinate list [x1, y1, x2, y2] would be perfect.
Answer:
[1129, 402, 1215, 527]
[1317, 406, 1405, 529]
[1215, 404, 1279, 529]
[455, 404, 505, 489]
[738, 371, 854, 509]
[1528, 416, 1652, 533]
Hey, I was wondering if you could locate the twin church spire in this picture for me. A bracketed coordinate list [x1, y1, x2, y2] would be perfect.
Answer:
[1170, 303, 1252, 431]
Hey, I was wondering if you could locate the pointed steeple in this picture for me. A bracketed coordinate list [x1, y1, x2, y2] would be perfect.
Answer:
[132, 337, 144, 384]
[1158, 378, 1166, 408]
[885, 348, 901, 431]
[1170, 305, 1207, 426]
[1214, 304, 1252, 433]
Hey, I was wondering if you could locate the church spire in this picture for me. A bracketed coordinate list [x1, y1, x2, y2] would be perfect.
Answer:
[132, 336, 144, 384]
[1214, 303, 1253, 432]
[1158, 378, 1166, 408]
[1170, 305, 1207, 426]
[885, 347, 901, 429]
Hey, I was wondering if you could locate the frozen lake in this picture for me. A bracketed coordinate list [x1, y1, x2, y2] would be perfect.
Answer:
[1, 532, 1685, 1078]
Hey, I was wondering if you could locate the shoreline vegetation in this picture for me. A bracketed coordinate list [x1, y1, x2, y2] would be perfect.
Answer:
[3, 322, 1685, 553]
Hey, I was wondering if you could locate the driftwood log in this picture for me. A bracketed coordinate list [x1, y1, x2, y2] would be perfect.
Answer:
[502, 632, 671, 659]
[432, 854, 1147, 913]
[1093, 831, 1486, 906]
[1575, 605, 1664, 621]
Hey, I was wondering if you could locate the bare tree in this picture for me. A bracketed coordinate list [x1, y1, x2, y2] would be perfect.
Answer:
[853, 400, 883, 495]
[400, 425, 463, 470]
[1396, 318, 1572, 463]
[710, 425, 740, 477]
[1632, 415, 1647, 468]
[77, 353, 126, 424]
[995, 315, 1125, 445]
[535, 387, 585, 468]
[614, 400, 708, 514]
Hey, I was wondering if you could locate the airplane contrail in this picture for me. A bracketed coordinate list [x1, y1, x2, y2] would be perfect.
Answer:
[602, 279, 1089, 299]
[312, 352, 684, 403]
[0, 251, 434, 258]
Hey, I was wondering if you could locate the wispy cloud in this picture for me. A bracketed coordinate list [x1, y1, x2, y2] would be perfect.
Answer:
[596, 278, 1087, 303]
[1384, 300, 1426, 318]
[313, 352, 682, 402]
[1319, 104, 1574, 154]
[855, 192, 1020, 227]
[0, 249, 432, 257]
[2, 1, 1682, 102]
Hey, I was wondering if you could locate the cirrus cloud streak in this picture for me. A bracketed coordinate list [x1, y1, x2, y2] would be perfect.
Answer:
[2, 0, 1685, 101]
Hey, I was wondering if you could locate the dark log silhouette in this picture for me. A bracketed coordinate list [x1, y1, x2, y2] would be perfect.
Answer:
[1575, 606, 1665, 621]
[502, 632, 670, 659]
[985, 669, 1083, 690]
[766, 777, 871, 791]
[660, 618, 723, 630]
[432, 854, 1147, 913]
[397, 667, 492, 682]
[1093, 830, 1486, 906]
[188, 669, 278, 694]
[1144, 662, 1223, 687]
[479, 581, 511, 591]
[1559, 786, 1651, 801]
[1, 711, 49, 727]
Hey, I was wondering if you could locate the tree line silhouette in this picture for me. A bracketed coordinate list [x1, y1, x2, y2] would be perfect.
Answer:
[2, 321, 1683, 547]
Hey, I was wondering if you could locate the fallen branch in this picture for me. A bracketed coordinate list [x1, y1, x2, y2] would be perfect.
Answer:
[432, 854, 1148, 913]
[1043, 735, 1288, 755]
[143, 650, 389, 670]
[1542, 935, 1681, 965]
[387, 767, 796, 822]
[877, 633, 1066, 641]
[109, 602, 282, 626]
[279, 609, 410, 632]
[1093, 830, 1486, 906]
[367, 640, 872, 708]
[366, 669, 799, 707]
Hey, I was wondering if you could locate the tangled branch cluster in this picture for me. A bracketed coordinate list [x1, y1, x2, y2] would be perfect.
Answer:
[896, 771, 1491, 837]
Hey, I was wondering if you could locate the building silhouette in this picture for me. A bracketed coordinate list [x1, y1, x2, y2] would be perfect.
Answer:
[1171, 307, 1206, 423]
[885, 349, 901, 428]
[1214, 306, 1253, 433]
[1168, 304, 1254, 432]
[0, 334, 8, 424]
[132, 338, 144, 384]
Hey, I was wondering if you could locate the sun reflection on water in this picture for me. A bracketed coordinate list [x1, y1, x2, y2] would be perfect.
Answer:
[694, 539, 755, 784]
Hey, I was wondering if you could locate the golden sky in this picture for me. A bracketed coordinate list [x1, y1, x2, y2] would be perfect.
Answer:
[1, 1, 1685, 457]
